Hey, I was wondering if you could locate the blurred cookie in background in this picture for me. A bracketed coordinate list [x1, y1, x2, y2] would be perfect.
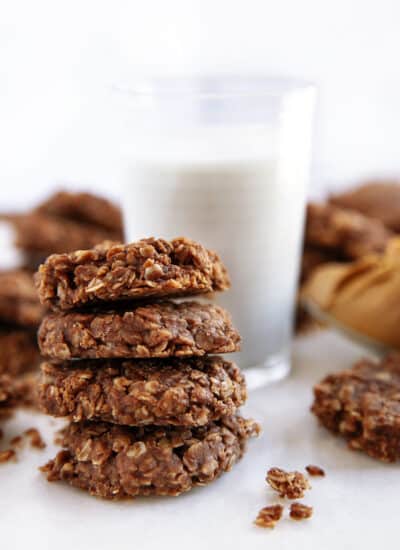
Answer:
[0, 269, 43, 327]
[36, 191, 123, 233]
[296, 201, 392, 334]
[305, 202, 392, 261]
[2, 190, 123, 268]
[0, 269, 42, 409]
[330, 180, 400, 232]
[0, 328, 39, 377]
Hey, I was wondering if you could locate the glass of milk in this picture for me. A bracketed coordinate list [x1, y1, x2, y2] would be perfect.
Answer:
[117, 77, 315, 388]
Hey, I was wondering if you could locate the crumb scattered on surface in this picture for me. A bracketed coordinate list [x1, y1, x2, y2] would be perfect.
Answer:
[266, 467, 311, 499]
[254, 505, 284, 528]
[2, 427, 46, 461]
[305, 464, 325, 477]
[0, 449, 16, 463]
[24, 428, 46, 449]
[10, 435, 23, 447]
[290, 502, 313, 520]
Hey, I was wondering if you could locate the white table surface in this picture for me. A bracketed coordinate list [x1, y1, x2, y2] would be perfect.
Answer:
[0, 330, 395, 550]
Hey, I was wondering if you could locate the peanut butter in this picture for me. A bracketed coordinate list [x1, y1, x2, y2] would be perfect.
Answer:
[301, 238, 400, 349]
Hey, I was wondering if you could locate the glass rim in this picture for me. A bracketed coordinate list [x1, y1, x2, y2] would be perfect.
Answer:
[112, 75, 315, 100]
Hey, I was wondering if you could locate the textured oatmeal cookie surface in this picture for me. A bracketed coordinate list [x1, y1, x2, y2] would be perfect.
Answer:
[312, 354, 400, 462]
[38, 301, 240, 359]
[38, 356, 247, 427]
[40, 415, 260, 498]
[36, 238, 230, 311]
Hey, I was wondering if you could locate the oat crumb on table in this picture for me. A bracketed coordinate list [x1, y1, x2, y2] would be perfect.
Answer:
[254, 505, 284, 528]
[290, 503, 313, 520]
[10, 435, 23, 447]
[266, 467, 311, 499]
[0, 449, 16, 463]
[305, 464, 325, 477]
[24, 428, 46, 449]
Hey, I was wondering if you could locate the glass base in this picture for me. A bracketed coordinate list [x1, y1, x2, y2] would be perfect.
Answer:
[244, 352, 291, 390]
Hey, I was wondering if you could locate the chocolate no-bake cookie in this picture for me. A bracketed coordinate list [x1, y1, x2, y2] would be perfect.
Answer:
[3, 191, 123, 261]
[312, 354, 400, 462]
[10, 213, 122, 257]
[305, 202, 392, 260]
[38, 356, 246, 427]
[36, 191, 123, 234]
[36, 238, 230, 311]
[0, 270, 43, 327]
[330, 181, 400, 232]
[40, 415, 260, 498]
[38, 301, 240, 360]
[0, 328, 39, 376]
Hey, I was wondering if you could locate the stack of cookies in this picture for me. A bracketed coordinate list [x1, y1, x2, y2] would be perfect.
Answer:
[36, 237, 259, 498]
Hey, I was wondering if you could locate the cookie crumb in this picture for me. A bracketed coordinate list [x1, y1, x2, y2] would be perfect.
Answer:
[0, 449, 16, 463]
[290, 502, 313, 520]
[305, 464, 325, 477]
[266, 467, 311, 499]
[254, 505, 283, 528]
[10, 435, 23, 447]
[24, 428, 46, 449]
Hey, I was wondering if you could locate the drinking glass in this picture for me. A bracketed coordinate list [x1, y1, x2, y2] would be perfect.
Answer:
[116, 76, 315, 387]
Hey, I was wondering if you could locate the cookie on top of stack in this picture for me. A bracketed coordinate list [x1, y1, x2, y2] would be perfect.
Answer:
[36, 237, 259, 499]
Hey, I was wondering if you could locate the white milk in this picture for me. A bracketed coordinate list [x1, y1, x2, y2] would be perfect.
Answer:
[118, 79, 314, 384]
[122, 155, 307, 375]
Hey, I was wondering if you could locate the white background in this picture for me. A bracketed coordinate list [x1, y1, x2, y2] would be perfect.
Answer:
[1, 0, 400, 208]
